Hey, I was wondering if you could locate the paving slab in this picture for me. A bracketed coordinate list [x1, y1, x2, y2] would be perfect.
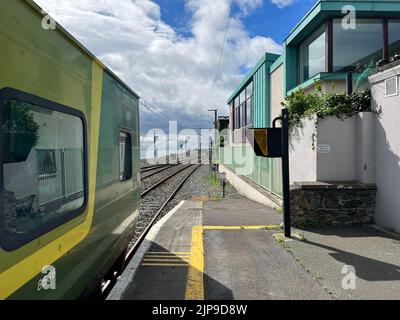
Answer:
[110, 198, 330, 300]
[118, 201, 203, 300]
[203, 200, 330, 300]
[204, 198, 282, 226]
[286, 225, 400, 300]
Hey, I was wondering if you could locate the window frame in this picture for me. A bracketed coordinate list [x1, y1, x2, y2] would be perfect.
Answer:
[232, 80, 254, 131]
[385, 76, 398, 97]
[299, 24, 326, 83]
[388, 19, 400, 59]
[297, 17, 397, 86]
[331, 18, 384, 73]
[244, 81, 253, 127]
[119, 130, 133, 182]
[0, 87, 88, 252]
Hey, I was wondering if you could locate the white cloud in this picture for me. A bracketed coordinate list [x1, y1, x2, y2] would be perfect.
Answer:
[34, 0, 282, 132]
[233, 0, 263, 15]
[271, 0, 295, 8]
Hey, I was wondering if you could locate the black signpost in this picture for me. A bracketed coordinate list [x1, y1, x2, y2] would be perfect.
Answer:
[281, 109, 291, 238]
[247, 108, 291, 238]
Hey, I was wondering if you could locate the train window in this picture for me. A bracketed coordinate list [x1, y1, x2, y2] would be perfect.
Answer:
[119, 132, 132, 182]
[0, 88, 87, 251]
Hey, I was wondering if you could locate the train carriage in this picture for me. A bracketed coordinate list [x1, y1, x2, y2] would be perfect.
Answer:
[0, 0, 141, 299]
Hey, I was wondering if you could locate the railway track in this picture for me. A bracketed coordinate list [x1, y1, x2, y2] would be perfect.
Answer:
[100, 163, 201, 298]
[141, 164, 176, 180]
[140, 164, 169, 173]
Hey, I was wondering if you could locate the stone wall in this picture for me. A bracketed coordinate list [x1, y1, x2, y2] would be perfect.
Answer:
[290, 182, 376, 228]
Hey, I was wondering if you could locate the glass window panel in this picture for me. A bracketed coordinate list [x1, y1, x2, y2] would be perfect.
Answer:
[234, 108, 239, 129]
[235, 96, 240, 108]
[333, 19, 383, 72]
[232, 106, 235, 129]
[119, 132, 132, 181]
[246, 98, 252, 126]
[246, 81, 253, 98]
[389, 20, 400, 58]
[240, 90, 246, 102]
[299, 25, 326, 83]
[229, 102, 233, 129]
[241, 104, 246, 127]
[2, 98, 85, 244]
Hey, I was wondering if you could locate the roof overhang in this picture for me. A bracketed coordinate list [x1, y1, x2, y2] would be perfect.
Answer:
[285, 0, 400, 47]
[227, 53, 281, 104]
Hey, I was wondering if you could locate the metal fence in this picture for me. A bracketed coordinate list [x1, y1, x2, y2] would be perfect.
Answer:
[37, 149, 84, 205]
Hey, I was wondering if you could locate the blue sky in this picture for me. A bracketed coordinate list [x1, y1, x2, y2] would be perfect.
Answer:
[36, 0, 319, 145]
[154, 0, 317, 43]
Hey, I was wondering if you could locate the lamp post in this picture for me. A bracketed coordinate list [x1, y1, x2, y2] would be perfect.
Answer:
[195, 128, 212, 165]
[208, 109, 218, 168]
[153, 130, 158, 161]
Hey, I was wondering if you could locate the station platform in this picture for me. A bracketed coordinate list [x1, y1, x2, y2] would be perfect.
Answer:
[107, 198, 329, 300]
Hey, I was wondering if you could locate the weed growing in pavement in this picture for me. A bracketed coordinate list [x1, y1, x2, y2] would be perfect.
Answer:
[202, 175, 220, 189]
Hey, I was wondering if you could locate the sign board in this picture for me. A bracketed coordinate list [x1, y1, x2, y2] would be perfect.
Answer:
[246, 128, 282, 158]
[245, 110, 291, 238]
[317, 144, 331, 154]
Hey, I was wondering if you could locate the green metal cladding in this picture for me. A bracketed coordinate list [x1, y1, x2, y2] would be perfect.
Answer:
[227, 53, 280, 129]
[223, 0, 400, 198]
[252, 54, 280, 128]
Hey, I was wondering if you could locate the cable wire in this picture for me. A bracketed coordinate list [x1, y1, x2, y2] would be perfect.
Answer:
[210, 0, 232, 106]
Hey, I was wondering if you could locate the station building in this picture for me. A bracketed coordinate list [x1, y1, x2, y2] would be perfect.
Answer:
[217, 0, 400, 231]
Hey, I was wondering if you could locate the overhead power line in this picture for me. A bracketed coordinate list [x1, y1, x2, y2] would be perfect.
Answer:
[139, 98, 213, 142]
[139, 99, 171, 124]
[210, 0, 232, 106]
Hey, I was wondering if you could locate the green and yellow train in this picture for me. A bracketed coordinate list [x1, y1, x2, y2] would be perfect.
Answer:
[0, 0, 141, 299]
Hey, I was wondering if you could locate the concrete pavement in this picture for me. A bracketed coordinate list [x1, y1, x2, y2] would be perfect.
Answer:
[109, 198, 330, 300]
[203, 200, 329, 300]
[285, 225, 400, 300]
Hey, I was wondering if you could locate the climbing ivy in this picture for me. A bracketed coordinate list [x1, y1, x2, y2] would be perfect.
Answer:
[281, 85, 372, 130]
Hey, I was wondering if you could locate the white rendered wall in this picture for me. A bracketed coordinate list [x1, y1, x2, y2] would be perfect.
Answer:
[289, 118, 317, 184]
[316, 116, 357, 182]
[270, 64, 284, 123]
[370, 67, 400, 232]
[355, 112, 376, 184]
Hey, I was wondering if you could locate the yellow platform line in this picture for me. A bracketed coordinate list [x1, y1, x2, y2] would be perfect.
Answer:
[185, 226, 204, 300]
[183, 224, 282, 300]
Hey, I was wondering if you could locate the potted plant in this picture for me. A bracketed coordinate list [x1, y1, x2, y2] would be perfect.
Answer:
[3, 99, 40, 163]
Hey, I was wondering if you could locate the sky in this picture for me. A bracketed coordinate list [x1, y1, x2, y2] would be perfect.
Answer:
[34, 0, 316, 149]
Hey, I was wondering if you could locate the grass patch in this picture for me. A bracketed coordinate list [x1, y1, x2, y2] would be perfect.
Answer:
[203, 174, 221, 189]
[272, 233, 290, 249]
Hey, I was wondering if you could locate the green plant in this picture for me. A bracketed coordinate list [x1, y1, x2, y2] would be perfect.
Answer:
[3, 100, 40, 144]
[281, 85, 372, 132]
[203, 174, 221, 189]
[281, 85, 323, 129]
